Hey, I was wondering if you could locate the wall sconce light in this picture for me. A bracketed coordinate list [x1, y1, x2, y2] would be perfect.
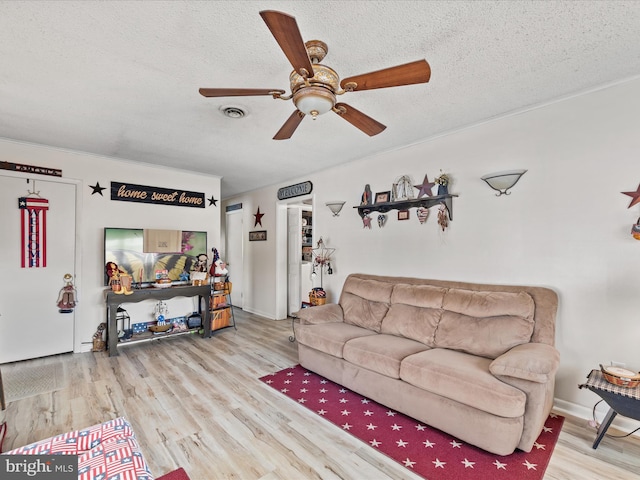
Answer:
[325, 201, 346, 216]
[481, 169, 527, 196]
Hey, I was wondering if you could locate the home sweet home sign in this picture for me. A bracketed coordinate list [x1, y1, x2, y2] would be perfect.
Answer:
[111, 182, 205, 208]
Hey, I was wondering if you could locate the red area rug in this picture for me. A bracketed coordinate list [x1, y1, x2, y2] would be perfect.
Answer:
[156, 467, 190, 480]
[260, 364, 564, 480]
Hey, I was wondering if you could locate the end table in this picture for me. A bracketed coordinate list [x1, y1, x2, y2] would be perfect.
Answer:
[579, 369, 640, 449]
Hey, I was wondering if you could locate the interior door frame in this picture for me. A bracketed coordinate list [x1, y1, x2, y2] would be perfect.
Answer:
[0, 170, 83, 353]
[275, 194, 314, 320]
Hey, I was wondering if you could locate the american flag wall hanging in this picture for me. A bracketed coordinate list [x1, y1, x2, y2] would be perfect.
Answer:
[18, 196, 49, 268]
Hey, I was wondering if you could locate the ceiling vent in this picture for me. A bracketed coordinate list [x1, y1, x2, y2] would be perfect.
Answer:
[220, 106, 246, 119]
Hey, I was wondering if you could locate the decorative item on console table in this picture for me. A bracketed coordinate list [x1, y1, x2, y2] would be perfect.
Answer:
[104, 284, 212, 356]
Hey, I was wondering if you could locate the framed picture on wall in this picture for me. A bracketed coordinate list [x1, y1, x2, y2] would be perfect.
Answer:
[375, 191, 391, 204]
[249, 230, 267, 241]
[398, 210, 410, 221]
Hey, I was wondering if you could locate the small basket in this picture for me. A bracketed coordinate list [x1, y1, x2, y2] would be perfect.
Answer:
[309, 290, 327, 306]
[149, 324, 172, 333]
[600, 364, 640, 388]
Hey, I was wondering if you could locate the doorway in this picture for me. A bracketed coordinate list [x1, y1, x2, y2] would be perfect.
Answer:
[225, 209, 244, 309]
[0, 174, 77, 364]
[282, 200, 313, 317]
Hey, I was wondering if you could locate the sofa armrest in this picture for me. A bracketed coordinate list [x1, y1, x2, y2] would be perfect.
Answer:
[489, 343, 560, 383]
[293, 303, 344, 325]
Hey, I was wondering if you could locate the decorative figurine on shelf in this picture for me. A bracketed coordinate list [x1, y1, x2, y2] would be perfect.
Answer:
[209, 248, 229, 278]
[149, 300, 172, 333]
[414, 174, 435, 198]
[435, 170, 450, 195]
[361, 184, 372, 206]
[57, 273, 78, 313]
[392, 175, 415, 201]
[106, 261, 123, 294]
[119, 273, 133, 295]
[631, 218, 640, 240]
[190, 253, 209, 286]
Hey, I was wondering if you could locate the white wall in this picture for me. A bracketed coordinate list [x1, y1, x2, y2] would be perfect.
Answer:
[223, 76, 640, 414]
[0, 139, 221, 352]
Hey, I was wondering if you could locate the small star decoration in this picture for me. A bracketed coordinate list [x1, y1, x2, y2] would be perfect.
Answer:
[414, 174, 435, 198]
[621, 183, 640, 208]
[89, 182, 106, 196]
[208, 196, 218, 207]
[254, 207, 264, 227]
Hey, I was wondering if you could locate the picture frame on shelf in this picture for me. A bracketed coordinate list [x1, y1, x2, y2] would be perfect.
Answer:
[375, 191, 391, 204]
[249, 230, 267, 241]
[398, 210, 410, 221]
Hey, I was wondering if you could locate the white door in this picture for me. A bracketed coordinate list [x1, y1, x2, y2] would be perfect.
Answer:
[225, 210, 243, 308]
[287, 207, 302, 315]
[0, 175, 76, 364]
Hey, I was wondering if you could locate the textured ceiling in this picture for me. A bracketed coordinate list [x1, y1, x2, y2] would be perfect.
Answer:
[1, 1, 639, 198]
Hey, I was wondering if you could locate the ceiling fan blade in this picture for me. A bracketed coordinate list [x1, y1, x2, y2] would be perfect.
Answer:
[199, 88, 285, 97]
[259, 10, 314, 78]
[334, 103, 386, 136]
[273, 110, 305, 140]
[340, 60, 431, 91]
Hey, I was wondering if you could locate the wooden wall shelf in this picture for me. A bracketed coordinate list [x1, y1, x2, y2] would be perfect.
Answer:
[353, 194, 458, 220]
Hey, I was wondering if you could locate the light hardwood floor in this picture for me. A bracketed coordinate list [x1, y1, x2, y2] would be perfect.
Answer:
[1, 309, 639, 479]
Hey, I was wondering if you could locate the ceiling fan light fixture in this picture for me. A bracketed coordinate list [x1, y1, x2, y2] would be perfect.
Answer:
[293, 86, 336, 118]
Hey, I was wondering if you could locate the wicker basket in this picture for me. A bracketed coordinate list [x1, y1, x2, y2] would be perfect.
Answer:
[600, 364, 640, 388]
[309, 292, 327, 306]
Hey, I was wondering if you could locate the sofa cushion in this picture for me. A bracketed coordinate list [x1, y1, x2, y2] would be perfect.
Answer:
[434, 310, 535, 359]
[390, 283, 447, 308]
[343, 334, 431, 379]
[442, 288, 535, 320]
[295, 323, 376, 358]
[380, 303, 441, 346]
[340, 277, 394, 332]
[400, 348, 526, 418]
[433, 288, 536, 358]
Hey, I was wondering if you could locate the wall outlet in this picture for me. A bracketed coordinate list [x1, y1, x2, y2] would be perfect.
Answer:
[611, 361, 626, 368]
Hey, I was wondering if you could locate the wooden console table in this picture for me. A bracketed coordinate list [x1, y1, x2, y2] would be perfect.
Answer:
[104, 284, 211, 357]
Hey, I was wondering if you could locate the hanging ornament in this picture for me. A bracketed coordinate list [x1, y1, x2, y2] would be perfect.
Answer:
[377, 214, 387, 228]
[362, 215, 372, 229]
[417, 207, 430, 224]
[437, 204, 449, 231]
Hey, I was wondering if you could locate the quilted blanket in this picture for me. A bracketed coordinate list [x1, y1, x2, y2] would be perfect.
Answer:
[1, 417, 154, 479]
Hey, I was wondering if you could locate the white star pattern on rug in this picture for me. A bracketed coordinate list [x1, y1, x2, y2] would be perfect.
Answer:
[461, 458, 475, 468]
[433, 458, 446, 468]
[260, 365, 564, 480]
[404, 458, 416, 468]
[493, 460, 507, 470]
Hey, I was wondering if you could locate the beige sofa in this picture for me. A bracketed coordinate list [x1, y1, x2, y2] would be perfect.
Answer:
[293, 273, 560, 455]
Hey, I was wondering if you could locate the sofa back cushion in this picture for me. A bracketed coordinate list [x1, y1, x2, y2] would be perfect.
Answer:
[434, 289, 536, 358]
[380, 284, 447, 345]
[340, 277, 394, 332]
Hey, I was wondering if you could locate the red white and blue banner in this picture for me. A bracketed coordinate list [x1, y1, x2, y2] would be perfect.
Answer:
[19, 196, 49, 268]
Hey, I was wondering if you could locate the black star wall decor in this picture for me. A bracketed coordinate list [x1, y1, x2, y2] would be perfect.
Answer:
[208, 196, 218, 207]
[254, 207, 264, 227]
[90, 182, 106, 196]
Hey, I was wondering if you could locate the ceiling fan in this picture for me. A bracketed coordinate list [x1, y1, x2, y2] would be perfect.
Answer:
[199, 10, 431, 140]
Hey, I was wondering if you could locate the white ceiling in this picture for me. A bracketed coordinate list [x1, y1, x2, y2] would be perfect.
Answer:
[1, 1, 639, 198]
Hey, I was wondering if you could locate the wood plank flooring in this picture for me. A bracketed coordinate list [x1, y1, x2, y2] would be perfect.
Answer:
[1, 309, 639, 479]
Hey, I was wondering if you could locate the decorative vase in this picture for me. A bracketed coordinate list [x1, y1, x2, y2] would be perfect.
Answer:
[437, 184, 448, 195]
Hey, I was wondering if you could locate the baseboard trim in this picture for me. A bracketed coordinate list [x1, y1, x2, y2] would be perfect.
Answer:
[554, 397, 640, 438]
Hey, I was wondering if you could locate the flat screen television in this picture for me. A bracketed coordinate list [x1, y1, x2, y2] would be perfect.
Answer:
[103, 228, 207, 285]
